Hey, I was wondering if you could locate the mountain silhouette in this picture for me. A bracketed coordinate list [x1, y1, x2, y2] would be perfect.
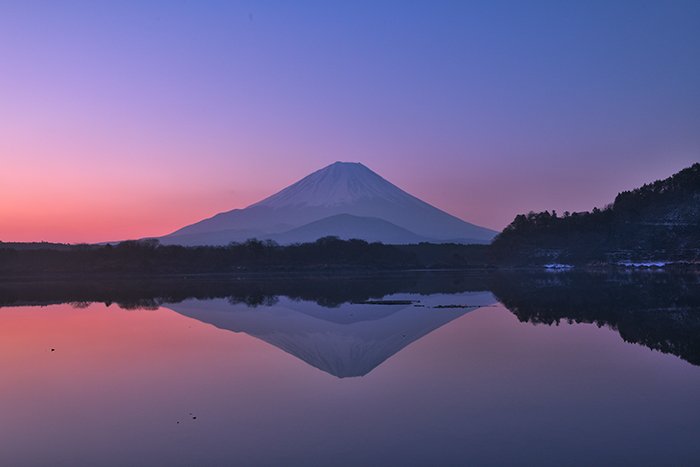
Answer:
[160, 162, 496, 245]
[167, 292, 495, 378]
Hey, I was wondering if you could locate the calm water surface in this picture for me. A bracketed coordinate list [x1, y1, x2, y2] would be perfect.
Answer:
[0, 272, 698, 466]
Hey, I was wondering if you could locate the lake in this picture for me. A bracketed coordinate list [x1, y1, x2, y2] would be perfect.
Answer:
[1, 271, 698, 466]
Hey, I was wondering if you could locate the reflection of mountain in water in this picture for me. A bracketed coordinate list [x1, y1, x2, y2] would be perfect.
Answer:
[168, 292, 495, 378]
[3, 270, 698, 369]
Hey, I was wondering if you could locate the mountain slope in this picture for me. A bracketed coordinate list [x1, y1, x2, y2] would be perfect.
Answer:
[491, 163, 700, 264]
[266, 214, 431, 245]
[160, 162, 496, 245]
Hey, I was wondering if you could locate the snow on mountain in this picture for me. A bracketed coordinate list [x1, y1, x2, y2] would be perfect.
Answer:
[160, 161, 497, 245]
[250, 161, 420, 208]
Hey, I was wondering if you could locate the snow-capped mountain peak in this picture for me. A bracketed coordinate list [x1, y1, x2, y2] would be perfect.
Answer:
[250, 161, 417, 208]
[161, 161, 498, 245]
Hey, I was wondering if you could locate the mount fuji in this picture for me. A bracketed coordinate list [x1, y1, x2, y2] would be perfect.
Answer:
[160, 162, 497, 245]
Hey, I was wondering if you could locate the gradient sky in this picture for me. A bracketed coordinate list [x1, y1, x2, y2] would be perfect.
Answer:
[1, 0, 699, 243]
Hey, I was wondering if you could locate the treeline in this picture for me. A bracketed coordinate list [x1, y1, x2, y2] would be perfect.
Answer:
[4, 163, 698, 271]
[491, 163, 700, 264]
[0, 271, 491, 309]
[0, 237, 491, 275]
[3, 266, 698, 366]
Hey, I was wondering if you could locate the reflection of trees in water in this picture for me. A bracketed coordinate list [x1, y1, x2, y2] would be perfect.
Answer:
[228, 294, 279, 308]
[490, 271, 700, 366]
[116, 298, 162, 310]
[2, 271, 699, 367]
[0, 272, 489, 309]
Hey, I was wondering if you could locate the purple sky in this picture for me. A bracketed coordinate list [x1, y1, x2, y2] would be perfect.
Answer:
[1, 1, 698, 242]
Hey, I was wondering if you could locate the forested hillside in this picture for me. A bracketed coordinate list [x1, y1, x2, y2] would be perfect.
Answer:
[491, 163, 700, 264]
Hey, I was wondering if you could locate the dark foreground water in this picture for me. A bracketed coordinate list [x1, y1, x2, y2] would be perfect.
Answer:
[0, 271, 699, 466]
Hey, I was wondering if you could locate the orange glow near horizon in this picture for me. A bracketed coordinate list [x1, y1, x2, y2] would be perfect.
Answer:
[0, 186, 241, 243]
[1, 1, 699, 243]
[0, 146, 268, 243]
[2, 155, 695, 244]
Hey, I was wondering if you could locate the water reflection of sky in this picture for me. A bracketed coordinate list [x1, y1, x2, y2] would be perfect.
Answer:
[1, 295, 698, 466]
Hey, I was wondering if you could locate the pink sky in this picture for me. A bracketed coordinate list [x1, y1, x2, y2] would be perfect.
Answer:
[1, 149, 694, 243]
[1, 2, 698, 243]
